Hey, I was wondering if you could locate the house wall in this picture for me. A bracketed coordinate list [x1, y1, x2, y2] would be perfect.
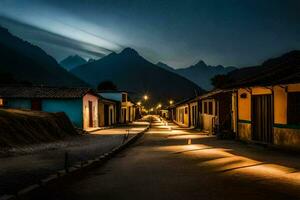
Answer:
[175, 104, 189, 127]
[83, 93, 98, 130]
[5, 98, 83, 128]
[6, 99, 31, 109]
[200, 99, 216, 134]
[235, 84, 300, 150]
[42, 99, 83, 128]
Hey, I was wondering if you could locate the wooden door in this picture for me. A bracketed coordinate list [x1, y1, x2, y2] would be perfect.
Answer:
[251, 95, 273, 144]
[88, 101, 93, 127]
[104, 105, 109, 126]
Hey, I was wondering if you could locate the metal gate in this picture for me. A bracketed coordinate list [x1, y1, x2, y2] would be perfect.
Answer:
[251, 95, 273, 144]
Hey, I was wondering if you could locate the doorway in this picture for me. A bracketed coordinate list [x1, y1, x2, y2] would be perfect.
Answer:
[251, 95, 273, 144]
[104, 104, 109, 126]
[88, 101, 93, 127]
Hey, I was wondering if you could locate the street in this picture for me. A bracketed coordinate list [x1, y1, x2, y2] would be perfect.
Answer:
[30, 116, 300, 200]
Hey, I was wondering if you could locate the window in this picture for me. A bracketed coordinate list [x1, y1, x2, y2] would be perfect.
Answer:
[122, 93, 127, 102]
[208, 102, 213, 115]
[215, 101, 218, 116]
[287, 92, 300, 124]
[0, 98, 3, 106]
[204, 102, 208, 114]
[184, 107, 188, 114]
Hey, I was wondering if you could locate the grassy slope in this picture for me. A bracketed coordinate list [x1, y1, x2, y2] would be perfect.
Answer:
[0, 109, 78, 148]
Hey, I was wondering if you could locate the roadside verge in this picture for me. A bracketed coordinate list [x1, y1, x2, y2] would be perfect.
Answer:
[0, 123, 150, 200]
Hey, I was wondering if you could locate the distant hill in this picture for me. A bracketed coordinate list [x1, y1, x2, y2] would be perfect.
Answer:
[157, 61, 236, 90]
[60, 55, 87, 71]
[71, 48, 204, 105]
[0, 26, 87, 86]
[225, 50, 300, 87]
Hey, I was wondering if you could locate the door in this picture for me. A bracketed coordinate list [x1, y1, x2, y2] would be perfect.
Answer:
[110, 108, 113, 125]
[104, 105, 109, 126]
[88, 101, 93, 127]
[128, 107, 131, 122]
[123, 108, 127, 123]
[31, 99, 42, 111]
[251, 95, 273, 144]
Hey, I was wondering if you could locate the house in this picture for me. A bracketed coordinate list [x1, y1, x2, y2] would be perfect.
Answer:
[170, 97, 198, 128]
[0, 86, 99, 130]
[226, 51, 300, 150]
[231, 78, 300, 150]
[198, 89, 233, 134]
[160, 109, 169, 118]
[98, 96, 118, 127]
[98, 91, 136, 123]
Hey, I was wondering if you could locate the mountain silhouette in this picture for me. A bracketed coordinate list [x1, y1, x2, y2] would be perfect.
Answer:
[71, 48, 204, 104]
[60, 55, 87, 71]
[157, 61, 236, 90]
[0, 26, 87, 86]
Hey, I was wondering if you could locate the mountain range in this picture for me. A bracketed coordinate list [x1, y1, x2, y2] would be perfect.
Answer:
[71, 48, 204, 104]
[0, 26, 86, 86]
[60, 55, 87, 71]
[157, 61, 236, 90]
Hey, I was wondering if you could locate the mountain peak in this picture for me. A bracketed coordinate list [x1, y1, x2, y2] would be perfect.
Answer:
[60, 55, 87, 71]
[120, 47, 139, 56]
[195, 60, 207, 67]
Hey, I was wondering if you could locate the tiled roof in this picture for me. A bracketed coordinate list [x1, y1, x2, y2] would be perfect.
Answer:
[0, 85, 96, 99]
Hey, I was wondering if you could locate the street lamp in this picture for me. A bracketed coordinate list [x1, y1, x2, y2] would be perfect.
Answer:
[143, 95, 148, 101]
[157, 103, 162, 108]
[137, 101, 141, 106]
[169, 100, 174, 105]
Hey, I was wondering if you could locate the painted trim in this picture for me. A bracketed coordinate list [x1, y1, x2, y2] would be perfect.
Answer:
[274, 123, 300, 129]
[238, 119, 251, 124]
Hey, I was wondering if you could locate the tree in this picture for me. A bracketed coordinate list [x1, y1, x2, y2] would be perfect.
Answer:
[211, 74, 233, 89]
[97, 81, 118, 91]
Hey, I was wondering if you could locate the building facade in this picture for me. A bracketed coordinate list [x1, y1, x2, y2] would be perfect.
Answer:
[0, 86, 99, 130]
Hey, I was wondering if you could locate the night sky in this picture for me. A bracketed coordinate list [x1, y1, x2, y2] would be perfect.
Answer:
[0, 0, 299, 68]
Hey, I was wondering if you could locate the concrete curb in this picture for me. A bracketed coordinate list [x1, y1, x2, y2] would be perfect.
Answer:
[1, 124, 150, 200]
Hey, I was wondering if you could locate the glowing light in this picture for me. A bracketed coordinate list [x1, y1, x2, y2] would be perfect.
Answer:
[169, 100, 174, 105]
[143, 95, 148, 101]
[137, 101, 141, 106]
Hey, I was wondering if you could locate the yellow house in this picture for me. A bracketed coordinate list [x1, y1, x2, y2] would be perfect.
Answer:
[232, 82, 300, 150]
[171, 97, 198, 128]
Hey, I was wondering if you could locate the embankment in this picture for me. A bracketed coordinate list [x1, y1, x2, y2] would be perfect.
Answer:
[0, 109, 78, 148]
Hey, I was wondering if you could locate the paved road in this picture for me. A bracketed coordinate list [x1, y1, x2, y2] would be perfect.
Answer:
[31, 116, 300, 200]
[0, 120, 149, 195]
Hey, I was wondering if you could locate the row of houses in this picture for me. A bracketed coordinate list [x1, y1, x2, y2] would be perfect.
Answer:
[167, 73, 300, 151]
[0, 86, 140, 130]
